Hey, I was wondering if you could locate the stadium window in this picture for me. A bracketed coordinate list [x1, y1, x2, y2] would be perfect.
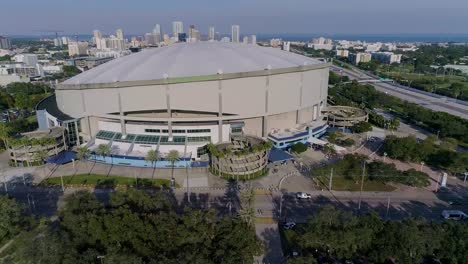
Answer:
[187, 129, 211, 133]
[145, 129, 161, 133]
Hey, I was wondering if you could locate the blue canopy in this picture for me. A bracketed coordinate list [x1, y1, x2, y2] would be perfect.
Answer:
[268, 148, 294, 163]
[46, 151, 77, 165]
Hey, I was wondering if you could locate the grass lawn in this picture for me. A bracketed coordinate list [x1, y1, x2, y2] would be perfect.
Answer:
[317, 176, 396, 192]
[40, 174, 174, 188]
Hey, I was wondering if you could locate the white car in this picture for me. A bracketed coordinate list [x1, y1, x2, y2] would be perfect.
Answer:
[296, 192, 311, 199]
[441, 210, 467, 220]
[283, 222, 296, 230]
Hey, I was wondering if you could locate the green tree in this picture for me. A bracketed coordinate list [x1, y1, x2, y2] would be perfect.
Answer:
[291, 142, 308, 154]
[96, 144, 111, 161]
[0, 122, 11, 149]
[351, 121, 373, 133]
[166, 150, 180, 178]
[145, 149, 160, 182]
[76, 146, 91, 161]
[0, 197, 26, 244]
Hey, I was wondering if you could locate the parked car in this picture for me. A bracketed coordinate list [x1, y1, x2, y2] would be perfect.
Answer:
[283, 222, 296, 230]
[441, 210, 467, 220]
[296, 192, 311, 199]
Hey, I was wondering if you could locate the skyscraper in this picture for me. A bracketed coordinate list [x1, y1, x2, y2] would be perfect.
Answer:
[209, 27, 215, 41]
[153, 24, 161, 35]
[189, 25, 195, 39]
[172, 21, 184, 40]
[231, 25, 240, 43]
[93, 30, 102, 40]
[0, 36, 11, 49]
[116, 29, 124, 40]
[93, 30, 105, 50]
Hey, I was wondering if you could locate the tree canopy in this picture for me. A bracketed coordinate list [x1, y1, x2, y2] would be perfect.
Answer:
[284, 206, 468, 264]
[6, 190, 263, 264]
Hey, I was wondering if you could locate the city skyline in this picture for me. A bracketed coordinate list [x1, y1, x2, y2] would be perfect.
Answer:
[1, 0, 468, 35]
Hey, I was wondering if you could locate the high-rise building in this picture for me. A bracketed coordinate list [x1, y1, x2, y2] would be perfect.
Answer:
[231, 25, 240, 43]
[54, 38, 63, 47]
[283, 41, 291, 52]
[93, 30, 102, 40]
[243, 36, 249, 44]
[153, 24, 161, 35]
[68, 42, 89, 57]
[108, 36, 125, 51]
[0, 36, 11, 49]
[61, 37, 69, 45]
[172, 21, 184, 40]
[116, 29, 124, 40]
[209, 27, 215, 41]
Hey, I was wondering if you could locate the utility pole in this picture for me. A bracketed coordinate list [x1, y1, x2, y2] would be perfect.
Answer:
[358, 161, 366, 211]
[329, 168, 333, 191]
[60, 174, 64, 192]
[463, 172, 467, 184]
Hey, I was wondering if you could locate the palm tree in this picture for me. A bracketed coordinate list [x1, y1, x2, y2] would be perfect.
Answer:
[166, 150, 180, 179]
[96, 144, 112, 176]
[145, 149, 160, 182]
[77, 146, 91, 160]
[96, 144, 111, 161]
[77, 146, 91, 173]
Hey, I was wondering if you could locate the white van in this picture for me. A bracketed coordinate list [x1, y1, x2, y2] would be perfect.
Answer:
[441, 210, 467, 220]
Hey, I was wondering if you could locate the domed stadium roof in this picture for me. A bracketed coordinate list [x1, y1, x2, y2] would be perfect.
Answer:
[63, 42, 323, 85]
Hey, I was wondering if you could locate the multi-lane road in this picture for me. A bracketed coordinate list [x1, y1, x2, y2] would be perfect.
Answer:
[331, 65, 468, 119]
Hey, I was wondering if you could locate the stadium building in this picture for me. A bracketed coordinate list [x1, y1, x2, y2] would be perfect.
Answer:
[37, 42, 330, 166]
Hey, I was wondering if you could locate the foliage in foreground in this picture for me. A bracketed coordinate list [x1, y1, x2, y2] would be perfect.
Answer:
[0, 196, 34, 245]
[5, 190, 262, 264]
[283, 207, 468, 264]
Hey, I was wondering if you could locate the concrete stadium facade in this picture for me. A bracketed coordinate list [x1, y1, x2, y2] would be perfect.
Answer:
[39, 42, 330, 163]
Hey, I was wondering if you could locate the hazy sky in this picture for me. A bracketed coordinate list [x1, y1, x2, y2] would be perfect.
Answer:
[2, 0, 468, 36]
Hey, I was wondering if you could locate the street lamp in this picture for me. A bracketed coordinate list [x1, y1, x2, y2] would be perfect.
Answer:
[383, 152, 387, 162]
[420, 161, 425, 172]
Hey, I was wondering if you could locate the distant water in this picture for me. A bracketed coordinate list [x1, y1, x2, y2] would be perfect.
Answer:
[11, 33, 468, 43]
[255, 33, 468, 43]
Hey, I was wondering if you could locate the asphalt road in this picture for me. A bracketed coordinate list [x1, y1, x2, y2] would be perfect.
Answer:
[279, 192, 468, 223]
[331, 65, 468, 120]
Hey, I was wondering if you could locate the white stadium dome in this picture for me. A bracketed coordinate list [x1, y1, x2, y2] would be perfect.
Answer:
[63, 42, 322, 85]
[38, 42, 331, 163]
